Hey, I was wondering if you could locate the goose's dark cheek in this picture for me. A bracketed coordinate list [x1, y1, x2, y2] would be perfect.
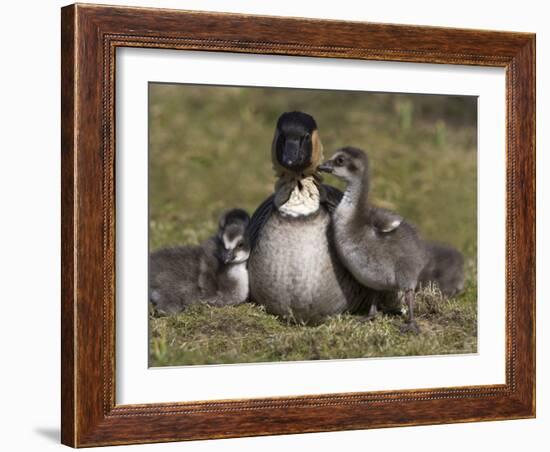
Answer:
[275, 135, 286, 164]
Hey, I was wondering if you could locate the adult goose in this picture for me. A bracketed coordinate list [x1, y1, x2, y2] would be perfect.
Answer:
[247, 112, 398, 324]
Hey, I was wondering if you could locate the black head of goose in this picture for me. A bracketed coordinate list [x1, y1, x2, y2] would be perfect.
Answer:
[247, 113, 397, 325]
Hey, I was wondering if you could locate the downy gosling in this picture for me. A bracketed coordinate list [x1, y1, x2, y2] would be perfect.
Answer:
[318, 147, 428, 333]
[149, 209, 251, 315]
[419, 241, 465, 297]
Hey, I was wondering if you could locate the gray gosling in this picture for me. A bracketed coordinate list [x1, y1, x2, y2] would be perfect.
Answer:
[419, 241, 465, 297]
[149, 209, 251, 315]
[318, 147, 428, 333]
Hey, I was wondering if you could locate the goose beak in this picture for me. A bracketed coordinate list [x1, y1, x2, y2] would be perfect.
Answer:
[317, 160, 334, 173]
[279, 138, 310, 172]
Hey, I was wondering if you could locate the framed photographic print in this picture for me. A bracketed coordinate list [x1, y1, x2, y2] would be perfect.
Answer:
[61, 3, 536, 447]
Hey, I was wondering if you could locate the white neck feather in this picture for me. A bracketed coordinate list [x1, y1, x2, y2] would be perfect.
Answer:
[274, 176, 320, 217]
[226, 262, 249, 302]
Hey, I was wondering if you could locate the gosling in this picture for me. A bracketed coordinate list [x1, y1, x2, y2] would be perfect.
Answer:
[419, 241, 465, 297]
[318, 147, 428, 333]
[149, 209, 251, 315]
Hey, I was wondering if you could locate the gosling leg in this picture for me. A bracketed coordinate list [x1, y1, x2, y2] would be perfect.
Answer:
[400, 288, 420, 334]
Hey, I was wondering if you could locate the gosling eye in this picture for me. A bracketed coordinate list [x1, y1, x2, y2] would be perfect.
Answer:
[334, 156, 345, 166]
[236, 241, 244, 249]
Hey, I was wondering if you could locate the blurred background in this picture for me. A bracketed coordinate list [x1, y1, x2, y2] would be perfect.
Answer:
[148, 83, 478, 366]
[149, 83, 477, 260]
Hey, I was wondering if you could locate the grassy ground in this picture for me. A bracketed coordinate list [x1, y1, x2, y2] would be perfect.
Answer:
[149, 83, 478, 366]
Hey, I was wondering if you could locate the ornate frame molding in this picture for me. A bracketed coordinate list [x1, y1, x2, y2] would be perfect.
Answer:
[61, 4, 535, 447]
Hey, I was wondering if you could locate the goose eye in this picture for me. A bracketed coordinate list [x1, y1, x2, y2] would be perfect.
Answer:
[335, 156, 344, 166]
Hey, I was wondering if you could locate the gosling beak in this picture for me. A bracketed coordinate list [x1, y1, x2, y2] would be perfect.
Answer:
[317, 160, 334, 173]
[220, 250, 234, 264]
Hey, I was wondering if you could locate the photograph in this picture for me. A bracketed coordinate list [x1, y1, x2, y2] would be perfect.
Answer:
[55, 2, 536, 447]
[148, 83, 478, 367]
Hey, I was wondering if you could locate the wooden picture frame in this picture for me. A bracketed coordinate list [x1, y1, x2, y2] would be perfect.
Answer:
[61, 3, 535, 447]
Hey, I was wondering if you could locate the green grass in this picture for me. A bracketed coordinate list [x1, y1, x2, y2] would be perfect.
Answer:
[149, 83, 478, 366]
[150, 283, 477, 366]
